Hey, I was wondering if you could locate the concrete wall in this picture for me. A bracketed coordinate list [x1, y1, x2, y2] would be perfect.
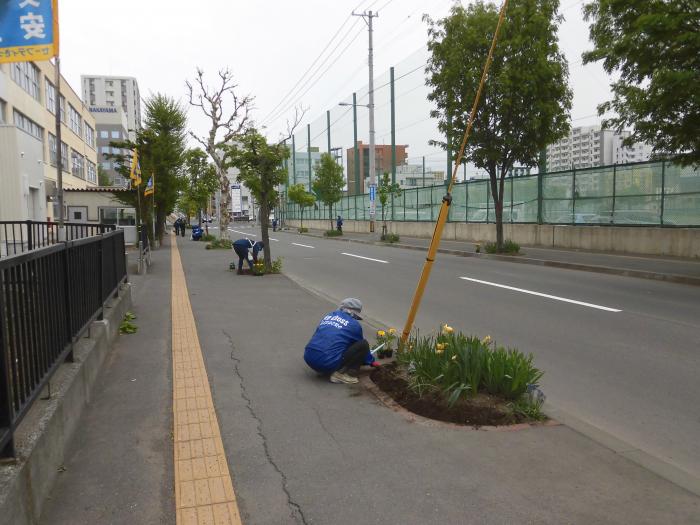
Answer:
[0, 283, 132, 525]
[0, 126, 46, 221]
[287, 219, 700, 258]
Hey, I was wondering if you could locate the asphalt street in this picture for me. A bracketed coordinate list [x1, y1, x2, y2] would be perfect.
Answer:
[223, 224, 700, 484]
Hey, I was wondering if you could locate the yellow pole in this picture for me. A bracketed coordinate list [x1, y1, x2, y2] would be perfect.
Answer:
[401, 0, 509, 344]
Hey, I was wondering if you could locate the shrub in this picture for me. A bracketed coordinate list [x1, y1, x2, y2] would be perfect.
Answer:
[484, 239, 520, 254]
[252, 260, 265, 275]
[298, 227, 308, 233]
[324, 229, 342, 237]
[201, 233, 216, 242]
[206, 238, 233, 250]
[270, 257, 283, 274]
[381, 233, 400, 243]
[397, 325, 543, 407]
[119, 312, 138, 334]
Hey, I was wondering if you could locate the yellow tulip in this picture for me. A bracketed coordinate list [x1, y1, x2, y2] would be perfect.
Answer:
[443, 324, 454, 334]
[377, 330, 386, 337]
[436, 343, 445, 354]
[481, 335, 492, 346]
[388, 328, 397, 335]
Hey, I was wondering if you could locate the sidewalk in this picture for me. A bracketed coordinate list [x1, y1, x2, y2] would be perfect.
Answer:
[38, 235, 700, 524]
[296, 227, 700, 285]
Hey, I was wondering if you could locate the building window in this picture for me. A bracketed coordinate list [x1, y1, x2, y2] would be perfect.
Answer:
[101, 146, 110, 154]
[99, 207, 136, 226]
[101, 161, 111, 171]
[68, 104, 82, 136]
[0, 98, 5, 124]
[85, 124, 95, 148]
[13, 110, 43, 140]
[10, 61, 41, 101]
[100, 130, 109, 139]
[71, 150, 85, 179]
[111, 130, 121, 139]
[61, 142, 69, 172]
[87, 161, 97, 184]
[46, 79, 56, 112]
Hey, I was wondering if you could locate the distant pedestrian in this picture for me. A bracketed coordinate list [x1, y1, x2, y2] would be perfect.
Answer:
[180, 219, 186, 237]
[304, 298, 376, 384]
[173, 218, 181, 236]
[272, 218, 278, 232]
[336, 215, 343, 233]
[232, 238, 264, 274]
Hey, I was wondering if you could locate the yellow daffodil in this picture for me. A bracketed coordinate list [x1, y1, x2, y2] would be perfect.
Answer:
[442, 324, 454, 334]
[388, 328, 397, 335]
[377, 330, 386, 337]
[436, 343, 445, 354]
[481, 335, 492, 346]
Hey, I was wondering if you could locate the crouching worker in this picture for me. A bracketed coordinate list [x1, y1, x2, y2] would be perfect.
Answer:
[232, 238, 264, 274]
[304, 298, 376, 384]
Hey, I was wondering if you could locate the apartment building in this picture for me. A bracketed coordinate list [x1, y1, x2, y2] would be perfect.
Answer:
[0, 60, 98, 222]
[81, 75, 141, 140]
[288, 147, 323, 191]
[395, 164, 445, 189]
[90, 106, 130, 187]
[346, 142, 409, 196]
[546, 125, 651, 172]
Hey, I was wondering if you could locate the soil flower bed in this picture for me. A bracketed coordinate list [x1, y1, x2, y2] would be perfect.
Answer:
[370, 325, 547, 427]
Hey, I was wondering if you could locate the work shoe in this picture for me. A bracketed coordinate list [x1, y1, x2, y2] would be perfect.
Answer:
[330, 370, 358, 384]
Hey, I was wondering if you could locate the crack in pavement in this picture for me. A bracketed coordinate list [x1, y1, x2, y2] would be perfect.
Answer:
[311, 404, 347, 460]
[223, 330, 308, 525]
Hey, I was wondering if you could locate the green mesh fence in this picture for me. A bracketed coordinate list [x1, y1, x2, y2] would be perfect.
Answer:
[284, 160, 699, 227]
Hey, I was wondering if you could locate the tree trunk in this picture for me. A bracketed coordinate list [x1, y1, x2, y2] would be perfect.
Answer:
[259, 199, 272, 272]
[300, 209, 304, 230]
[218, 169, 231, 240]
[329, 204, 333, 231]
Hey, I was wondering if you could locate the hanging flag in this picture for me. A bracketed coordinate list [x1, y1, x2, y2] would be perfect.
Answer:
[130, 149, 142, 187]
[144, 176, 154, 197]
[0, 0, 59, 64]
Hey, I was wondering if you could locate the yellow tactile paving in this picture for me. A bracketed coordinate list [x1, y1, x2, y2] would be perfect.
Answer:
[171, 235, 242, 525]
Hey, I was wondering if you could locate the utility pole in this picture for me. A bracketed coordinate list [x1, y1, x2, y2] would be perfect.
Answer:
[353, 9, 379, 232]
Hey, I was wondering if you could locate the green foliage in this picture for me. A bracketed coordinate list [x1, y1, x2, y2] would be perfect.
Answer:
[206, 239, 232, 250]
[97, 164, 111, 186]
[378, 172, 402, 221]
[287, 183, 316, 230]
[397, 327, 543, 407]
[179, 148, 218, 224]
[484, 239, 520, 254]
[298, 227, 309, 233]
[425, 0, 572, 248]
[107, 94, 188, 241]
[324, 229, 342, 237]
[270, 257, 283, 274]
[381, 233, 400, 243]
[119, 312, 138, 334]
[582, 0, 700, 166]
[201, 233, 216, 242]
[312, 153, 345, 230]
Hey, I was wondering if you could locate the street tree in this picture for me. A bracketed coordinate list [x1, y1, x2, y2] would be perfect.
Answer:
[187, 69, 253, 239]
[287, 183, 316, 231]
[97, 164, 111, 186]
[225, 129, 290, 271]
[582, 0, 700, 165]
[179, 148, 218, 228]
[425, 0, 572, 250]
[107, 94, 188, 241]
[378, 172, 402, 238]
[311, 153, 345, 231]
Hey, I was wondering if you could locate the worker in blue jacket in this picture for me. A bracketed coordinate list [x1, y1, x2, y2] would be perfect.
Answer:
[232, 238, 264, 274]
[304, 298, 376, 384]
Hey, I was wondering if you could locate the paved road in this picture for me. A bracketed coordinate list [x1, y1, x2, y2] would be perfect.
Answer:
[225, 225, 700, 483]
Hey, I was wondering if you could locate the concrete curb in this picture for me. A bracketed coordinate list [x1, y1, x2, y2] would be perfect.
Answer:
[0, 283, 133, 525]
[297, 230, 700, 286]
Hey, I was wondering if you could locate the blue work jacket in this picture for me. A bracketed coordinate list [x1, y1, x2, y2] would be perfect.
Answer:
[304, 310, 372, 373]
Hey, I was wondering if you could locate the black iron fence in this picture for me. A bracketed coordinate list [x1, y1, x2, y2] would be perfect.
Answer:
[0, 221, 117, 258]
[0, 229, 127, 456]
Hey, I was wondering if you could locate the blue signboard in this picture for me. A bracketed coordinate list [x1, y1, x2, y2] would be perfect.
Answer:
[0, 0, 58, 63]
[369, 184, 376, 201]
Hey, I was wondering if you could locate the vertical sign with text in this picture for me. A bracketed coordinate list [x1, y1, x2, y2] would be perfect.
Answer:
[0, 0, 58, 63]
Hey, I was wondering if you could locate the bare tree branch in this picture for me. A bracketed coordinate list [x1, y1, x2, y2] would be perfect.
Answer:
[276, 106, 309, 145]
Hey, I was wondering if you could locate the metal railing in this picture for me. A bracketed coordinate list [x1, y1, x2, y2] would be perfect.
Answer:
[0, 221, 117, 258]
[284, 159, 700, 227]
[0, 229, 127, 457]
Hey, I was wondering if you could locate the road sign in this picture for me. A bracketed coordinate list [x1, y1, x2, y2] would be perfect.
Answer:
[369, 184, 376, 201]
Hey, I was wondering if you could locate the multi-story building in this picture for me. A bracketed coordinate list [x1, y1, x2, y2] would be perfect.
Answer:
[346, 142, 408, 195]
[0, 60, 98, 222]
[395, 164, 445, 189]
[287, 147, 323, 191]
[81, 75, 141, 140]
[89, 106, 130, 187]
[545, 125, 651, 172]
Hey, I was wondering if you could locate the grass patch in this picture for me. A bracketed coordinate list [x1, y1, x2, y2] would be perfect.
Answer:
[324, 229, 343, 237]
[201, 233, 216, 242]
[205, 238, 233, 250]
[119, 312, 138, 334]
[381, 232, 400, 243]
[298, 227, 308, 233]
[484, 239, 520, 254]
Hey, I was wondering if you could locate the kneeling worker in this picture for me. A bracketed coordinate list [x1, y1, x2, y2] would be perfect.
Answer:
[233, 238, 264, 274]
[304, 298, 376, 384]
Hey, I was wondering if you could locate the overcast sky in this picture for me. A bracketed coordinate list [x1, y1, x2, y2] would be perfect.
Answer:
[60, 0, 612, 172]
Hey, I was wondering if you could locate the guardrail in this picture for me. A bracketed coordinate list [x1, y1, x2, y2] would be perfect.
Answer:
[0, 221, 117, 258]
[0, 229, 127, 457]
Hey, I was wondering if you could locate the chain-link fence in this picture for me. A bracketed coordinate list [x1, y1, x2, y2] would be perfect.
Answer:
[284, 159, 700, 227]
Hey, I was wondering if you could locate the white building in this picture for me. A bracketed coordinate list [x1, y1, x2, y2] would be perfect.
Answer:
[81, 75, 141, 140]
[288, 148, 322, 191]
[89, 106, 130, 186]
[395, 164, 445, 188]
[546, 125, 651, 172]
[0, 60, 98, 223]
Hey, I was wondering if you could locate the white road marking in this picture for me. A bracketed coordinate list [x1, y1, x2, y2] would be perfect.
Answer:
[292, 242, 315, 248]
[459, 277, 622, 312]
[229, 229, 256, 237]
[341, 252, 389, 264]
[269, 238, 279, 242]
